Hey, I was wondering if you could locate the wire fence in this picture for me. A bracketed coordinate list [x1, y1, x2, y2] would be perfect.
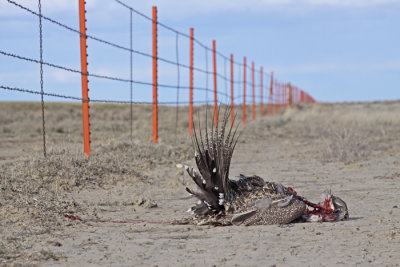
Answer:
[0, 0, 316, 156]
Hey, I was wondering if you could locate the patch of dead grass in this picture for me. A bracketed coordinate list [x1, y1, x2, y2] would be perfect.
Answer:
[320, 128, 371, 164]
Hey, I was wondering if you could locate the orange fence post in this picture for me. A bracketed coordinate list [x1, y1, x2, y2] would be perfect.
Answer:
[274, 80, 277, 113]
[268, 71, 273, 115]
[230, 54, 234, 124]
[285, 83, 288, 106]
[276, 81, 280, 113]
[282, 83, 285, 109]
[189, 28, 194, 135]
[252, 61, 255, 120]
[293, 86, 296, 104]
[260, 67, 263, 117]
[243, 57, 246, 125]
[279, 82, 286, 110]
[78, 0, 90, 156]
[277, 81, 280, 112]
[212, 40, 218, 126]
[152, 6, 158, 143]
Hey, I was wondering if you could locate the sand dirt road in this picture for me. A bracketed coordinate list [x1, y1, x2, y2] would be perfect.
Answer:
[1, 101, 399, 266]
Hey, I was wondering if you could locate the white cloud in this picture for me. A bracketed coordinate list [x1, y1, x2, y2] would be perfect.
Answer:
[48, 69, 77, 83]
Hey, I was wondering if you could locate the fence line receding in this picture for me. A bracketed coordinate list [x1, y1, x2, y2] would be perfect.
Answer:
[0, 0, 316, 156]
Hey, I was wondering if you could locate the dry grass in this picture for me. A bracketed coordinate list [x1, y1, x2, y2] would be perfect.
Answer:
[1, 100, 400, 264]
[320, 128, 371, 164]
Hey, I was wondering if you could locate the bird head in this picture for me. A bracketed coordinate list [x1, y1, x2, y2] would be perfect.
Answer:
[304, 190, 349, 222]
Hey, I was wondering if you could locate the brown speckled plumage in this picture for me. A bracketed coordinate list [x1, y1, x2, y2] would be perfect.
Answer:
[182, 109, 305, 226]
[181, 107, 348, 226]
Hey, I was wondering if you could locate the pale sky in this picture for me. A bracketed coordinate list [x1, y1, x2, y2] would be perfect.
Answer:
[1, 0, 399, 103]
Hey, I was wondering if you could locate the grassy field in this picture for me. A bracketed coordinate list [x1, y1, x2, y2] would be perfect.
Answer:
[1, 101, 400, 266]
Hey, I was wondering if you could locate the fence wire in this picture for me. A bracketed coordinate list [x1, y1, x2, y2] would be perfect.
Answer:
[38, 0, 47, 157]
[1, 0, 315, 155]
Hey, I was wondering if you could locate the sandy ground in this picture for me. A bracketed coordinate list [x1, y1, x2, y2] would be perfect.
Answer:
[1, 101, 400, 266]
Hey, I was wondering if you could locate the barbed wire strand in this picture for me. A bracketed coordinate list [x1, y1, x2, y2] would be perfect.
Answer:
[1, 48, 266, 105]
[0, 50, 235, 100]
[0, 85, 239, 105]
[2, 0, 311, 133]
[7, 0, 272, 82]
[0, 84, 268, 107]
[113, 0, 267, 75]
[3, 0, 262, 92]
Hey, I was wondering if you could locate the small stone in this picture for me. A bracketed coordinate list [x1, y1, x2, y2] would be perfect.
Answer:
[393, 205, 398, 209]
[176, 163, 183, 168]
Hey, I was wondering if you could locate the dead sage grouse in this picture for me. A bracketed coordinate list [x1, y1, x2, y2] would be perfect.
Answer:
[180, 108, 348, 226]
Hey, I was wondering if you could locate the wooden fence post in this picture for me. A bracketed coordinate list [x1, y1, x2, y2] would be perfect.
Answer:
[152, 6, 158, 143]
[189, 28, 194, 135]
[78, 0, 90, 156]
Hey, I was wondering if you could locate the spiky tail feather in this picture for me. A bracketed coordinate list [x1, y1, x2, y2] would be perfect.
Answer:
[185, 107, 240, 217]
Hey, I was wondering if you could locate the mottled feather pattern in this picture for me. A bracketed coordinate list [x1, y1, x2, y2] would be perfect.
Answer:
[183, 107, 348, 226]
[184, 108, 305, 225]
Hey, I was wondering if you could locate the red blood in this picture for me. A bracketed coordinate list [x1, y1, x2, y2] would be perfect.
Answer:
[64, 214, 82, 221]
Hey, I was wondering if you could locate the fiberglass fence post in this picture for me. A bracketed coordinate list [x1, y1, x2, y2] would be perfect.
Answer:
[269, 71, 274, 116]
[260, 67, 263, 117]
[278, 81, 281, 113]
[230, 54, 234, 125]
[274, 80, 277, 114]
[212, 40, 217, 126]
[152, 6, 158, 143]
[78, 0, 90, 156]
[252, 61, 255, 120]
[243, 57, 247, 125]
[278, 82, 280, 112]
[278, 82, 281, 112]
[189, 28, 194, 136]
